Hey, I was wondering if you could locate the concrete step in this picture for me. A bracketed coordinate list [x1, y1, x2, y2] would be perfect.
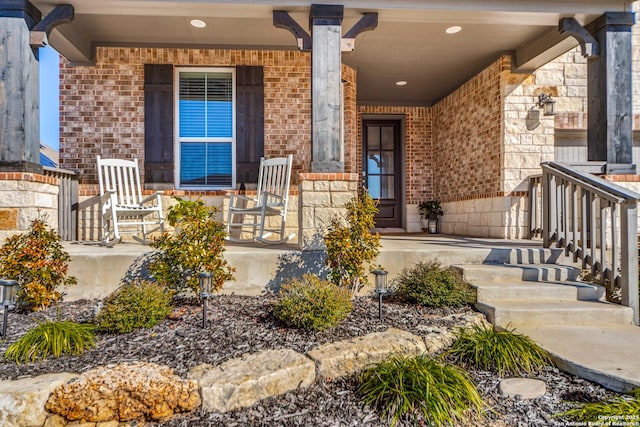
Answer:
[476, 300, 635, 328]
[470, 279, 605, 303]
[517, 325, 640, 393]
[453, 264, 581, 283]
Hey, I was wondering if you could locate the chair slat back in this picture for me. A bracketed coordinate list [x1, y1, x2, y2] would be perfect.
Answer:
[256, 155, 293, 208]
[97, 156, 143, 207]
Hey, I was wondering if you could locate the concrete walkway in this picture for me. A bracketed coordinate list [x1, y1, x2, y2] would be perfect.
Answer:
[62, 234, 640, 393]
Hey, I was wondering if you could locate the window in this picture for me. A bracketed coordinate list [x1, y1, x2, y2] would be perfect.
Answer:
[176, 68, 235, 188]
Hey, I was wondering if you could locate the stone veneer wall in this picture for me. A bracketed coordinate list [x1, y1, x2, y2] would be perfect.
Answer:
[298, 173, 358, 249]
[0, 173, 59, 243]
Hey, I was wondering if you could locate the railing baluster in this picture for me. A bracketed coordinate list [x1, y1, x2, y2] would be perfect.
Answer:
[581, 189, 588, 269]
[571, 182, 578, 262]
[538, 161, 639, 326]
[590, 192, 597, 276]
[611, 202, 618, 292]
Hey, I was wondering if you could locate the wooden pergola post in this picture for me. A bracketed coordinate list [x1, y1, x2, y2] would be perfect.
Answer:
[563, 12, 636, 174]
[310, 4, 344, 173]
[587, 12, 635, 174]
[0, 1, 42, 172]
[0, 0, 73, 173]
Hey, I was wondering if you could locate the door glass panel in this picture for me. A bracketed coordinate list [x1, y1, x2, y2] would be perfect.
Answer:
[380, 176, 394, 199]
[381, 126, 394, 149]
[380, 152, 394, 174]
[367, 175, 381, 199]
[367, 125, 380, 150]
[367, 153, 381, 174]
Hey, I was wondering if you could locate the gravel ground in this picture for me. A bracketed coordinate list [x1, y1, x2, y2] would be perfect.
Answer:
[0, 295, 620, 426]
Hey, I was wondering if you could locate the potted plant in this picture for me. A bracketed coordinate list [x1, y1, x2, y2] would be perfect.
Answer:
[418, 200, 443, 233]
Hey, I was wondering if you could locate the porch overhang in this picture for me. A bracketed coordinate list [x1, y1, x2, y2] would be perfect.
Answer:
[30, 0, 630, 106]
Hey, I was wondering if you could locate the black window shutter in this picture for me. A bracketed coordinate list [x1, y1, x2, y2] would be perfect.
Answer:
[144, 64, 174, 184]
[236, 66, 264, 186]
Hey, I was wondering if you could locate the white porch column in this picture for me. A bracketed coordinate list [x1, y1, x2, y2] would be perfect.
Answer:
[310, 4, 344, 173]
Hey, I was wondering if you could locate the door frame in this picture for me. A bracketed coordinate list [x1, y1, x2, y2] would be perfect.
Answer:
[361, 114, 406, 229]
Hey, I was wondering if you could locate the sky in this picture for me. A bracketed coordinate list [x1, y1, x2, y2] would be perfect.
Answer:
[39, 45, 60, 151]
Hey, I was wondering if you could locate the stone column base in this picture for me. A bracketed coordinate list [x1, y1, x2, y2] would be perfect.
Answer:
[298, 173, 359, 250]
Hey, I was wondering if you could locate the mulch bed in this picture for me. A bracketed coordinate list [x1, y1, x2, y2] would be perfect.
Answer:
[0, 295, 619, 426]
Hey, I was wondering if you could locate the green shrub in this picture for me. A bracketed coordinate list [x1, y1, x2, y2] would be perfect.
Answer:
[358, 354, 484, 427]
[150, 198, 235, 295]
[0, 218, 77, 311]
[272, 274, 353, 331]
[4, 321, 96, 363]
[325, 191, 381, 296]
[558, 389, 640, 423]
[447, 324, 551, 376]
[394, 261, 475, 307]
[96, 280, 173, 334]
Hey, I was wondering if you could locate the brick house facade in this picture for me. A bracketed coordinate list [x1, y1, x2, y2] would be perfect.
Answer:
[55, 9, 640, 242]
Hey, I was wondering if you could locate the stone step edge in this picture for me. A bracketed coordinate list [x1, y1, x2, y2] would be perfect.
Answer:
[469, 279, 606, 302]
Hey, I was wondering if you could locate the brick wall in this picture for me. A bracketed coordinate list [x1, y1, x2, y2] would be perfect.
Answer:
[60, 47, 358, 191]
[432, 57, 507, 203]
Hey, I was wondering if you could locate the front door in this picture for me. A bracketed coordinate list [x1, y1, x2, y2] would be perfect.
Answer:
[362, 119, 402, 228]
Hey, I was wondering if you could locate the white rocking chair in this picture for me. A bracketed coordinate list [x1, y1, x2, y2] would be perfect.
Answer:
[97, 156, 164, 245]
[226, 155, 294, 244]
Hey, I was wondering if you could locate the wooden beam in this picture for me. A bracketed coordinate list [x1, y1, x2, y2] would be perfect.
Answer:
[30, 4, 74, 48]
[559, 17, 599, 58]
[273, 10, 311, 51]
[513, 27, 577, 72]
[342, 12, 377, 52]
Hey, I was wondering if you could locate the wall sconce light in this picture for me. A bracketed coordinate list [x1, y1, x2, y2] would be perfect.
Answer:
[538, 93, 556, 116]
[373, 269, 390, 321]
[199, 271, 213, 328]
[0, 279, 18, 337]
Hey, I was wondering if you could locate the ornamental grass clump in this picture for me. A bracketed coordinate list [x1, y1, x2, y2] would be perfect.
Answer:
[0, 218, 77, 311]
[394, 261, 475, 307]
[558, 389, 640, 423]
[447, 324, 551, 376]
[272, 274, 353, 331]
[96, 280, 173, 334]
[324, 191, 381, 297]
[150, 198, 235, 296]
[358, 354, 484, 427]
[4, 320, 96, 364]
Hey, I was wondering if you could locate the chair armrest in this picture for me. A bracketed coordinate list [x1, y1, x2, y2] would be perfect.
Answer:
[261, 191, 285, 206]
[141, 191, 163, 205]
[100, 190, 116, 204]
[228, 193, 258, 207]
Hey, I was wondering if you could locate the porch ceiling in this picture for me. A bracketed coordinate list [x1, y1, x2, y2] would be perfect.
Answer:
[32, 0, 629, 106]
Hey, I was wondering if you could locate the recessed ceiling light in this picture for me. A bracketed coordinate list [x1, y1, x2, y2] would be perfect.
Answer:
[395, 80, 408, 86]
[445, 25, 462, 34]
[190, 19, 206, 28]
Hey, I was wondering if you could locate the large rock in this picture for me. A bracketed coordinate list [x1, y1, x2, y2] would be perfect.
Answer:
[307, 328, 426, 379]
[0, 373, 78, 427]
[188, 348, 315, 413]
[499, 378, 547, 399]
[45, 362, 200, 422]
[418, 312, 490, 354]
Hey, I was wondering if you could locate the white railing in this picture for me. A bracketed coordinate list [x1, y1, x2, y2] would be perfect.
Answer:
[538, 162, 639, 325]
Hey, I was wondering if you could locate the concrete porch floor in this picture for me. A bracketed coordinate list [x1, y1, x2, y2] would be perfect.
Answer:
[63, 234, 561, 300]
